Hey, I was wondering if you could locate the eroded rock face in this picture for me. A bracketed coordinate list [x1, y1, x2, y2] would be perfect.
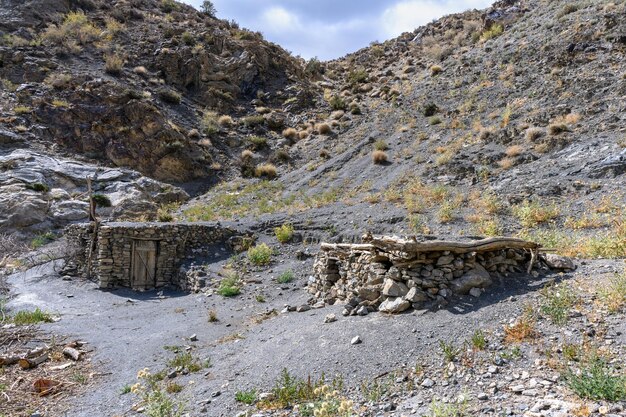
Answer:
[0, 149, 188, 235]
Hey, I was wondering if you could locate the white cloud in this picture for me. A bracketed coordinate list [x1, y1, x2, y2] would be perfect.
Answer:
[380, 0, 492, 38]
[261, 6, 301, 33]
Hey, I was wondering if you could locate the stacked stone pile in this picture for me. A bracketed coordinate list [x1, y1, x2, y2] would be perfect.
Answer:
[309, 235, 543, 314]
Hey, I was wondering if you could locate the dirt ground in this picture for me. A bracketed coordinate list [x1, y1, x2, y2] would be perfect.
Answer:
[5, 251, 625, 416]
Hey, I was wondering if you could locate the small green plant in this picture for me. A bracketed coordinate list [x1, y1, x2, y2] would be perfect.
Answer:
[347, 68, 368, 86]
[26, 182, 49, 192]
[329, 95, 347, 111]
[430, 396, 469, 417]
[12, 308, 53, 325]
[92, 193, 112, 208]
[242, 115, 265, 127]
[235, 389, 257, 405]
[599, 271, 626, 313]
[562, 343, 580, 361]
[121, 384, 132, 394]
[167, 352, 205, 373]
[247, 243, 272, 266]
[277, 270, 294, 284]
[166, 382, 183, 394]
[274, 223, 294, 243]
[181, 31, 195, 46]
[513, 200, 560, 228]
[540, 283, 577, 325]
[72, 372, 88, 384]
[31, 231, 56, 249]
[255, 294, 265, 303]
[439, 340, 461, 363]
[217, 273, 241, 297]
[429, 116, 442, 125]
[132, 368, 186, 417]
[374, 140, 388, 151]
[247, 135, 267, 148]
[481, 23, 503, 41]
[268, 368, 321, 407]
[470, 330, 487, 351]
[564, 355, 626, 401]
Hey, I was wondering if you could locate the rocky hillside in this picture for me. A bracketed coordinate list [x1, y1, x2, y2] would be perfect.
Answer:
[1, 0, 625, 248]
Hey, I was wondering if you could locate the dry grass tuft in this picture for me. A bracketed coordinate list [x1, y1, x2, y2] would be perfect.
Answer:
[218, 115, 234, 128]
[498, 157, 516, 169]
[282, 128, 297, 140]
[372, 150, 388, 164]
[317, 123, 332, 135]
[254, 163, 277, 179]
[505, 145, 524, 157]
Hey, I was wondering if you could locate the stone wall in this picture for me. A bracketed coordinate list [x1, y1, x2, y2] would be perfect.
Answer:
[309, 236, 541, 315]
[65, 221, 240, 290]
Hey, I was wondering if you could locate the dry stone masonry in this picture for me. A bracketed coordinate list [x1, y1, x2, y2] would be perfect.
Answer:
[309, 234, 545, 314]
[66, 222, 242, 290]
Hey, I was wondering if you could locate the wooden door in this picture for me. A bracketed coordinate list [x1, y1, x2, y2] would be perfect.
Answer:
[132, 240, 157, 289]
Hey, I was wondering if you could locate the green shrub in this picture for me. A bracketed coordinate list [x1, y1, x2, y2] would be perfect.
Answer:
[167, 352, 205, 373]
[242, 115, 265, 127]
[481, 24, 504, 41]
[470, 330, 487, 350]
[329, 95, 347, 111]
[158, 89, 182, 105]
[13, 308, 53, 325]
[247, 243, 272, 266]
[201, 0, 217, 17]
[564, 355, 626, 401]
[181, 31, 195, 46]
[439, 340, 461, 362]
[92, 194, 112, 208]
[423, 103, 438, 117]
[429, 116, 442, 125]
[247, 136, 267, 148]
[274, 223, 294, 243]
[277, 270, 294, 284]
[235, 389, 257, 405]
[26, 182, 49, 192]
[347, 68, 368, 86]
[373, 140, 388, 151]
[31, 231, 56, 249]
[217, 273, 241, 297]
[540, 283, 577, 325]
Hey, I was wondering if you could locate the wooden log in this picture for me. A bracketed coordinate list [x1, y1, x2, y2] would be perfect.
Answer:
[0, 356, 20, 366]
[366, 236, 540, 254]
[320, 243, 375, 252]
[62, 346, 81, 361]
[19, 353, 49, 369]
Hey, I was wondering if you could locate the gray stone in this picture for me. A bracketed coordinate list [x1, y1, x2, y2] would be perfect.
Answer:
[379, 297, 411, 314]
[405, 287, 429, 303]
[451, 264, 492, 294]
[358, 286, 381, 301]
[296, 305, 311, 312]
[351, 335, 362, 345]
[382, 279, 409, 297]
[436, 255, 455, 266]
[544, 254, 575, 271]
[356, 306, 369, 316]
[469, 287, 482, 297]
[421, 378, 435, 387]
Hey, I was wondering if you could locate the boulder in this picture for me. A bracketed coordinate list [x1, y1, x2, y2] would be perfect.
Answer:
[382, 279, 409, 297]
[358, 286, 381, 301]
[405, 287, 429, 303]
[378, 297, 411, 314]
[451, 264, 492, 294]
[543, 254, 575, 271]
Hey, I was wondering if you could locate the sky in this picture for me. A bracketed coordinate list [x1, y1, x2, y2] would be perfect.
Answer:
[185, 0, 494, 60]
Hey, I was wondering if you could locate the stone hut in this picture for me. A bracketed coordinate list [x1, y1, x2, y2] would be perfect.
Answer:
[309, 234, 543, 314]
[65, 221, 244, 290]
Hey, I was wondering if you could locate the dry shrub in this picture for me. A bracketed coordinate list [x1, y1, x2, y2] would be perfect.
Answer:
[505, 145, 524, 157]
[548, 123, 569, 136]
[282, 128, 297, 140]
[218, 115, 234, 127]
[317, 123, 332, 135]
[133, 66, 148, 76]
[241, 149, 254, 160]
[504, 317, 538, 343]
[430, 65, 443, 76]
[525, 127, 544, 142]
[372, 150, 388, 164]
[104, 54, 124, 75]
[319, 149, 330, 159]
[298, 131, 309, 140]
[254, 163, 277, 179]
